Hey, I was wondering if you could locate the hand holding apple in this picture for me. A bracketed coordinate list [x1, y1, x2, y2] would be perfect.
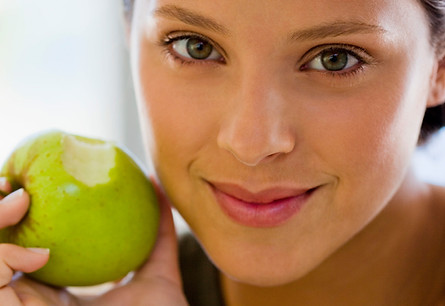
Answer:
[0, 180, 188, 306]
[0, 178, 51, 305]
[0, 130, 160, 287]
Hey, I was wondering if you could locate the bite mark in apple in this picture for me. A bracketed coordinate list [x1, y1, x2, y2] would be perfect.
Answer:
[62, 135, 115, 187]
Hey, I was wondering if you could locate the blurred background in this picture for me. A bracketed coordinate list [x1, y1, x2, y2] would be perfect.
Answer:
[0, 0, 143, 163]
[0, 0, 191, 235]
[1, 0, 445, 187]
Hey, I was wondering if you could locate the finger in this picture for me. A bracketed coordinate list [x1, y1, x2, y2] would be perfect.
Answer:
[133, 186, 181, 287]
[0, 244, 49, 287]
[12, 276, 76, 306]
[0, 189, 30, 229]
[0, 178, 12, 199]
[0, 286, 23, 306]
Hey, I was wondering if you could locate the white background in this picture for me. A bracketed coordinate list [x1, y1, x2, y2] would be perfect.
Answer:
[0, 0, 144, 163]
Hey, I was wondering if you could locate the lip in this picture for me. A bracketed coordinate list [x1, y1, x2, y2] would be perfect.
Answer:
[208, 181, 315, 228]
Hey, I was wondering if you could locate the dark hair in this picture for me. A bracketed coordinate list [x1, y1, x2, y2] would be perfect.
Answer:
[123, 0, 445, 142]
[418, 0, 445, 142]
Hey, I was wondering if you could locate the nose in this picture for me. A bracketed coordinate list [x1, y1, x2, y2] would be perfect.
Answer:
[217, 72, 296, 167]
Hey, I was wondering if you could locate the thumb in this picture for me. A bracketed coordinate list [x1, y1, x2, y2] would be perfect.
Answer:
[132, 184, 182, 287]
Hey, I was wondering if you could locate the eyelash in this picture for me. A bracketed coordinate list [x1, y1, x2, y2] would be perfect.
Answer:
[159, 32, 225, 66]
[299, 44, 370, 79]
[159, 32, 371, 78]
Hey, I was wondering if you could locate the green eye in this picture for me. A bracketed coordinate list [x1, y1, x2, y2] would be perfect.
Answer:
[186, 38, 214, 59]
[321, 50, 349, 71]
[306, 48, 360, 72]
[172, 36, 222, 61]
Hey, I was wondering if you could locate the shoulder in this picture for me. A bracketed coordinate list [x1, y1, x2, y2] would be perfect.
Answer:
[428, 184, 445, 221]
[425, 184, 445, 304]
[425, 184, 445, 257]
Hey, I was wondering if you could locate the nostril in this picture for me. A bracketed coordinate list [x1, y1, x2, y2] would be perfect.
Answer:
[216, 101, 296, 167]
[225, 147, 289, 167]
[264, 152, 282, 162]
[217, 127, 296, 167]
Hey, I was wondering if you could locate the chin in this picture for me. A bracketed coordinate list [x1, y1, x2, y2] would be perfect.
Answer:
[220, 262, 314, 288]
[209, 241, 325, 288]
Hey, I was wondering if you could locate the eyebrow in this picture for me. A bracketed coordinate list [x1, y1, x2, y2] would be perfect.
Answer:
[290, 21, 387, 41]
[153, 5, 230, 35]
[153, 5, 386, 41]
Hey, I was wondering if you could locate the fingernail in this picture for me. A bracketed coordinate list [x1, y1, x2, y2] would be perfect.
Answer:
[0, 178, 8, 196]
[1, 188, 24, 203]
[27, 248, 50, 255]
[6, 188, 23, 199]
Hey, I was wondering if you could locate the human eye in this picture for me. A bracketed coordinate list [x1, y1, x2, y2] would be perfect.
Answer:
[299, 44, 372, 77]
[160, 32, 225, 65]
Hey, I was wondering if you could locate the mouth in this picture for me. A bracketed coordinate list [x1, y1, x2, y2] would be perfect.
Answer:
[207, 181, 317, 228]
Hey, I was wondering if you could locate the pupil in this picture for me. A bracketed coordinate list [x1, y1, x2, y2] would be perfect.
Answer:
[187, 38, 213, 59]
[321, 50, 348, 71]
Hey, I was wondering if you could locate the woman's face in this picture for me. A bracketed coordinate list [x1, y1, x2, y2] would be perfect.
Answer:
[131, 0, 439, 285]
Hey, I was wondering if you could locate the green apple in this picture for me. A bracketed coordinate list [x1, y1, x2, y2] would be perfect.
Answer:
[0, 130, 160, 287]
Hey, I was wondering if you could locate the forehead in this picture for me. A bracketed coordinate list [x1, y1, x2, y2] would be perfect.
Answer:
[142, 0, 430, 52]
[145, 0, 426, 30]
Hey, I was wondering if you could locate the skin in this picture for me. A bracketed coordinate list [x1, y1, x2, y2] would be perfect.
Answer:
[132, 0, 445, 304]
[0, 0, 444, 305]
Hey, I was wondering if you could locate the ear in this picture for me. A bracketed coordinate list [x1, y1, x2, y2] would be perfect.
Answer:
[427, 56, 445, 107]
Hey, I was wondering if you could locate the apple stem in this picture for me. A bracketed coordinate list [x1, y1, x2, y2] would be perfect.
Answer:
[0, 190, 8, 197]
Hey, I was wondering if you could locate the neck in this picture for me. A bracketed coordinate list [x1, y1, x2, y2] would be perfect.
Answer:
[221, 169, 444, 306]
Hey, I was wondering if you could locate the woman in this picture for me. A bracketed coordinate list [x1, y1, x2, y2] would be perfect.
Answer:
[0, 0, 444, 305]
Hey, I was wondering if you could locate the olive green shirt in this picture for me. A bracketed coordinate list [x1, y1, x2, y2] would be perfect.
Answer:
[179, 233, 225, 306]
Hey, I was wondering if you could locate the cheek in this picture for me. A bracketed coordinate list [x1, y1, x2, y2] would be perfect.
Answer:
[310, 68, 428, 213]
[136, 41, 227, 218]
[308, 31, 433, 188]
[138, 42, 213, 164]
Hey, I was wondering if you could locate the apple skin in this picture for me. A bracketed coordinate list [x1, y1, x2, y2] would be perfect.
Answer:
[0, 130, 160, 287]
